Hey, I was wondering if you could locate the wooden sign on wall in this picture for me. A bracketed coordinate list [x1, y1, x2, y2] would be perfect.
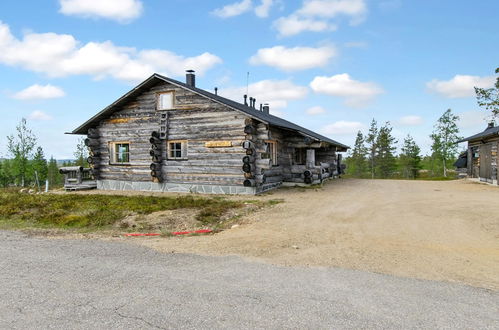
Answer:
[205, 141, 232, 148]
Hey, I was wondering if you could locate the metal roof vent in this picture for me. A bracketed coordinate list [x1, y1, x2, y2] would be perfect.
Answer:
[487, 122, 495, 129]
[262, 103, 269, 114]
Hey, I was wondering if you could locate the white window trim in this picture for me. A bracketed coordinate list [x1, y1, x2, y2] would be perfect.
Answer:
[167, 140, 188, 160]
[157, 91, 175, 110]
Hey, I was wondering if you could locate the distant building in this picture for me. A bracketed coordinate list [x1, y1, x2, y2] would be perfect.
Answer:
[70, 71, 348, 194]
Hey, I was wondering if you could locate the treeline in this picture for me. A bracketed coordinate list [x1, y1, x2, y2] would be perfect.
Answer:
[0, 118, 88, 189]
[346, 109, 462, 179]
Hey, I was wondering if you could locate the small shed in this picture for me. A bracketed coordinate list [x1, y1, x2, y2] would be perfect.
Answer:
[59, 166, 97, 191]
[457, 122, 499, 184]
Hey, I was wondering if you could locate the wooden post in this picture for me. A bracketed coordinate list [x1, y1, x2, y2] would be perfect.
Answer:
[306, 149, 315, 169]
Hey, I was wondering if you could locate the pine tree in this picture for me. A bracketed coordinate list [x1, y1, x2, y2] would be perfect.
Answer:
[7, 118, 37, 186]
[74, 137, 88, 167]
[350, 131, 367, 177]
[375, 122, 397, 178]
[366, 119, 378, 179]
[47, 156, 62, 188]
[31, 146, 48, 185]
[430, 109, 461, 177]
[399, 135, 422, 179]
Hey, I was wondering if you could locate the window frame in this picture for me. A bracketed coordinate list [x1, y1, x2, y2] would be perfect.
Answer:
[167, 140, 188, 160]
[294, 148, 306, 165]
[156, 91, 175, 111]
[265, 140, 278, 166]
[109, 141, 131, 165]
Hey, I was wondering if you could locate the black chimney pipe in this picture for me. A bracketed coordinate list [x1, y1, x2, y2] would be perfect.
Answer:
[249, 97, 254, 107]
[244, 94, 248, 106]
[487, 122, 495, 129]
[214, 87, 218, 95]
[260, 104, 263, 111]
[186, 70, 195, 87]
[253, 98, 256, 108]
[262, 103, 269, 114]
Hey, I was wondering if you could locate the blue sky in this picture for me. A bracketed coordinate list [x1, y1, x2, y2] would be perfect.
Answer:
[0, 0, 497, 159]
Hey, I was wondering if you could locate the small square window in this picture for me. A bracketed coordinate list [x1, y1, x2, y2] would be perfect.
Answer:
[110, 142, 130, 165]
[168, 140, 187, 160]
[158, 92, 174, 110]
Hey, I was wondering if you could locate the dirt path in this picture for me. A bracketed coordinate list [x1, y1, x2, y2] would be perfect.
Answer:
[128, 179, 499, 290]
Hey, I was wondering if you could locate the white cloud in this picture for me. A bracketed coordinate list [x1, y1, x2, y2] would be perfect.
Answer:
[219, 79, 308, 110]
[13, 84, 65, 100]
[306, 106, 326, 115]
[212, 0, 276, 18]
[59, 0, 143, 23]
[310, 73, 383, 108]
[0, 21, 222, 83]
[426, 75, 495, 98]
[212, 0, 253, 18]
[320, 120, 365, 135]
[28, 110, 52, 121]
[255, 0, 275, 17]
[249, 45, 336, 71]
[273, 15, 336, 37]
[398, 115, 423, 126]
[297, 0, 367, 24]
[273, 0, 367, 37]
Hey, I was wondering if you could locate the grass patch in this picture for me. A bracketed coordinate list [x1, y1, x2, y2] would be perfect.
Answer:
[0, 191, 244, 232]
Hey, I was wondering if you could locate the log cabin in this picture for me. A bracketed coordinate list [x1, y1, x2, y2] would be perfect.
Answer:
[70, 71, 349, 194]
[456, 122, 498, 184]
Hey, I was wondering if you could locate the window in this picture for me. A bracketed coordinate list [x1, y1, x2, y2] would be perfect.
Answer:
[157, 91, 174, 110]
[265, 140, 278, 166]
[110, 142, 130, 164]
[167, 140, 187, 160]
[294, 148, 306, 165]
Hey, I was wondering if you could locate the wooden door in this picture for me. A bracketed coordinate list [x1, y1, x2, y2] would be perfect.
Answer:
[479, 144, 492, 182]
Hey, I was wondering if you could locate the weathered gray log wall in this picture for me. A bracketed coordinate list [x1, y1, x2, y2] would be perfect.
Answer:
[90, 81, 248, 185]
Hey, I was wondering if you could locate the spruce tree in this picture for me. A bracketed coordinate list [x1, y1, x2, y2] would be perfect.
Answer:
[350, 131, 367, 177]
[31, 146, 48, 184]
[375, 122, 397, 178]
[47, 156, 62, 188]
[74, 137, 88, 167]
[399, 135, 422, 179]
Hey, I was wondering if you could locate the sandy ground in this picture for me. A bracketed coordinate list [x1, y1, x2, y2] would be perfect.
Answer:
[117, 179, 499, 290]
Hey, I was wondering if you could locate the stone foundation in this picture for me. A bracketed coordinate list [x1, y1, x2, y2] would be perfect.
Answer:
[97, 180, 281, 195]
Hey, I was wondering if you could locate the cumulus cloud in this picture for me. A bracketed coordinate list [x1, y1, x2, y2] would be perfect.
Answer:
[310, 73, 383, 108]
[297, 0, 367, 23]
[212, 0, 276, 18]
[211, 0, 253, 18]
[398, 115, 423, 126]
[306, 106, 326, 115]
[0, 21, 222, 83]
[426, 75, 495, 98]
[255, 0, 275, 17]
[219, 80, 308, 110]
[249, 45, 336, 71]
[274, 0, 367, 37]
[320, 120, 365, 135]
[13, 84, 65, 100]
[273, 15, 336, 37]
[28, 110, 52, 121]
[59, 0, 143, 23]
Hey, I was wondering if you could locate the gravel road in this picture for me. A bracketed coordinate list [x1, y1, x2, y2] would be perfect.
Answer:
[1, 231, 497, 329]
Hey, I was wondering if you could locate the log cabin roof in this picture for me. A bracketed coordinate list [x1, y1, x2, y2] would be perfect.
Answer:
[71, 73, 349, 150]
[457, 124, 499, 143]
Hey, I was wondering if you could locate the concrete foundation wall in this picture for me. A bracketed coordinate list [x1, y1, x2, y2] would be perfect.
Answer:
[97, 179, 280, 195]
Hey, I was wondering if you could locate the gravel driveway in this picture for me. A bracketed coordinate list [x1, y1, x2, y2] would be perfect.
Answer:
[1, 231, 497, 329]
